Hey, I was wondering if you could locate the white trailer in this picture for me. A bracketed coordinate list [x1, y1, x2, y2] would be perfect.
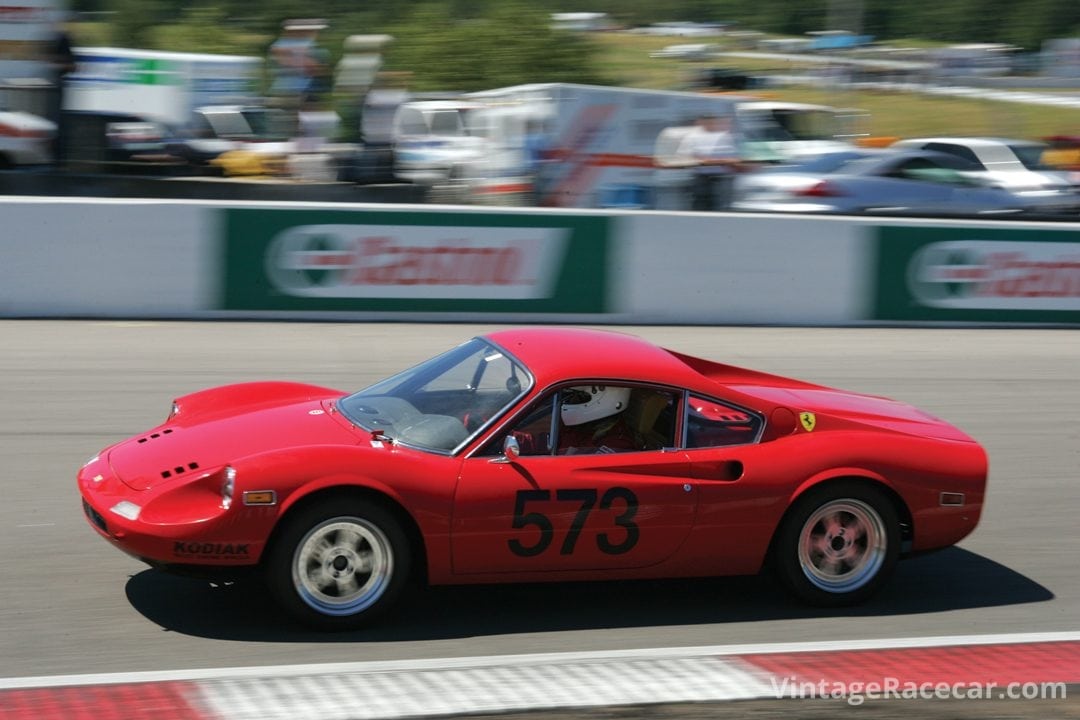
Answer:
[65, 47, 260, 127]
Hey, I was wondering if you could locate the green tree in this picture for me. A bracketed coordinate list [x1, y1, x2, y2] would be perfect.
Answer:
[146, 6, 265, 56]
[104, 0, 166, 47]
[383, 1, 607, 92]
[69, 0, 1080, 64]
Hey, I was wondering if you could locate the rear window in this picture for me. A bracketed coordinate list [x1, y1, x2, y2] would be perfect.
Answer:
[1008, 143, 1051, 170]
[685, 395, 762, 448]
[925, 143, 982, 167]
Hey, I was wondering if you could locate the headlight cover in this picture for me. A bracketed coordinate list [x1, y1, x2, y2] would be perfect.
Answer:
[221, 466, 236, 510]
[110, 500, 142, 521]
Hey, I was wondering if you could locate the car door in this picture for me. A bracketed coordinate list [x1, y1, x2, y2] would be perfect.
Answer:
[681, 395, 790, 574]
[451, 384, 696, 574]
[876, 157, 957, 211]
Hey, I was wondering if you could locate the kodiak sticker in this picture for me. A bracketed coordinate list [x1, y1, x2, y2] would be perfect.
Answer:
[174, 542, 250, 559]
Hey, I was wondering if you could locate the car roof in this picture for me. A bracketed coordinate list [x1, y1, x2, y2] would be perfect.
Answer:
[738, 101, 835, 112]
[402, 100, 481, 111]
[485, 327, 698, 388]
[843, 148, 980, 172]
[482, 327, 821, 402]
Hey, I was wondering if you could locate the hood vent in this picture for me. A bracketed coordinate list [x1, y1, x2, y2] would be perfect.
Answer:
[137, 428, 175, 444]
[161, 461, 200, 480]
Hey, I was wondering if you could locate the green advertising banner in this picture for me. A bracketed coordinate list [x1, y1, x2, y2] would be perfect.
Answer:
[873, 225, 1080, 323]
[221, 208, 610, 314]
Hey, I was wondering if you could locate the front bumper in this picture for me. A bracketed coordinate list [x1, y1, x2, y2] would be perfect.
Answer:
[77, 454, 267, 568]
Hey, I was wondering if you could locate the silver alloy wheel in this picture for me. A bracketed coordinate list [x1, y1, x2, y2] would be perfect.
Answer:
[797, 498, 887, 594]
[292, 516, 394, 616]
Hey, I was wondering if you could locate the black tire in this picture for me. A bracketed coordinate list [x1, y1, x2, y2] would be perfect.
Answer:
[265, 499, 411, 630]
[773, 482, 900, 607]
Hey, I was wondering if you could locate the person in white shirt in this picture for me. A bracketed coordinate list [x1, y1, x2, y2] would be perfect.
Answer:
[677, 114, 742, 210]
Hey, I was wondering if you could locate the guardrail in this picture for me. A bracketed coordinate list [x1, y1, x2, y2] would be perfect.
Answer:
[0, 197, 1077, 325]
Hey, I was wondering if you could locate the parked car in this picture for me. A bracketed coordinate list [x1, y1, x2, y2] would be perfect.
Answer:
[734, 148, 1080, 215]
[733, 149, 882, 205]
[1040, 135, 1080, 171]
[0, 110, 54, 167]
[165, 105, 294, 167]
[890, 137, 1079, 194]
[650, 43, 718, 60]
[78, 327, 987, 629]
[63, 111, 173, 171]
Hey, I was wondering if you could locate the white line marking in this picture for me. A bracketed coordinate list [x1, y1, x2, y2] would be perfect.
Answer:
[2, 630, 1079, 690]
[16, 523, 55, 528]
[195, 658, 773, 720]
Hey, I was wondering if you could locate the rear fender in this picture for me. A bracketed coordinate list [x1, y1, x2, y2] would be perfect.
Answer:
[790, 466, 892, 504]
[784, 469, 914, 553]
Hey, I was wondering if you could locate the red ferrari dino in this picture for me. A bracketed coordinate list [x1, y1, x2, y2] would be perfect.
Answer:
[78, 327, 987, 628]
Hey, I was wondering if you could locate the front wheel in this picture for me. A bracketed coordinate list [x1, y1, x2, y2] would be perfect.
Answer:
[773, 483, 900, 607]
[265, 500, 411, 629]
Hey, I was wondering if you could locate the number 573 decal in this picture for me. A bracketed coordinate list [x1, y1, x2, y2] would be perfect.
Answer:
[508, 487, 639, 557]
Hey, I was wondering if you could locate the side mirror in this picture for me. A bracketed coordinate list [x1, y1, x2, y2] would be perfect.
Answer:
[490, 435, 521, 464]
[503, 435, 520, 461]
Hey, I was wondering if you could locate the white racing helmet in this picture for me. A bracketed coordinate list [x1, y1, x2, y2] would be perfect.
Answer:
[560, 385, 630, 426]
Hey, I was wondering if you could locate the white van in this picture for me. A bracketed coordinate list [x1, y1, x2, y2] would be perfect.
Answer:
[736, 102, 855, 162]
[391, 99, 486, 184]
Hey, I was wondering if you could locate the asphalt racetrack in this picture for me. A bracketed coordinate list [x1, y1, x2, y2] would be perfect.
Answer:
[1, 321, 1077, 681]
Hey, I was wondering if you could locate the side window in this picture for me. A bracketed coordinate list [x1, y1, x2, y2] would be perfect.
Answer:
[685, 395, 761, 448]
[481, 394, 556, 457]
[556, 385, 678, 455]
[479, 385, 679, 457]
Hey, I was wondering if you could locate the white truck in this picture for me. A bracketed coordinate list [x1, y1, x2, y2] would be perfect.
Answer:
[462, 83, 742, 208]
[735, 101, 861, 162]
[65, 47, 261, 127]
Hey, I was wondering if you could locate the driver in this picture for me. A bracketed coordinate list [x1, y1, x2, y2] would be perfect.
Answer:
[557, 385, 640, 454]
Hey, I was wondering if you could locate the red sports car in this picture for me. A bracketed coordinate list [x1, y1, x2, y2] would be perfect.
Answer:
[78, 328, 987, 629]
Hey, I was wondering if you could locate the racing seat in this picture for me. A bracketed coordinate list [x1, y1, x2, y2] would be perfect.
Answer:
[624, 390, 675, 450]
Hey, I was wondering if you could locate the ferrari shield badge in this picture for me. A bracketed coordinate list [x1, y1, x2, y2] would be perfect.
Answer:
[799, 412, 816, 432]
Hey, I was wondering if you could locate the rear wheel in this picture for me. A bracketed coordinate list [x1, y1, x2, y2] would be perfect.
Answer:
[265, 499, 411, 629]
[773, 482, 899, 606]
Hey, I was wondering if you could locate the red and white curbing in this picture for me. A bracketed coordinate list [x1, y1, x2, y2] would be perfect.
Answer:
[2, 632, 1078, 720]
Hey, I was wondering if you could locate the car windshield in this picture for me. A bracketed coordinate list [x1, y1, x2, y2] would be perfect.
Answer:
[337, 338, 530, 453]
[832, 155, 892, 175]
[202, 110, 254, 139]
